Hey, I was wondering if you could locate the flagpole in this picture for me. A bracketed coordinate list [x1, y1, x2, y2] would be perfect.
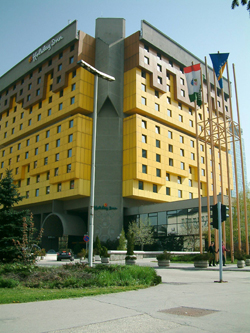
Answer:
[226, 62, 241, 251]
[200, 61, 211, 245]
[212, 69, 226, 247]
[205, 57, 218, 257]
[232, 63, 249, 255]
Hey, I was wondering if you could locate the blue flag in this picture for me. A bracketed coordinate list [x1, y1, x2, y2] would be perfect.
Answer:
[209, 53, 229, 89]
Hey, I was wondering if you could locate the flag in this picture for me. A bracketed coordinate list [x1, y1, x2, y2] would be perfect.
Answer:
[209, 53, 229, 89]
[184, 64, 202, 107]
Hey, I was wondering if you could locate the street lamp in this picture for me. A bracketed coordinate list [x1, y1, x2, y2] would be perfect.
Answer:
[77, 60, 115, 267]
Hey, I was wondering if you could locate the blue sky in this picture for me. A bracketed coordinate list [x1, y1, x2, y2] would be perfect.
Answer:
[0, 0, 249, 184]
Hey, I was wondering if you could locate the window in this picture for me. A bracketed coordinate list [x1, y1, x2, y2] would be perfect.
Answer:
[169, 60, 173, 67]
[156, 154, 161, 162]
[69, 120, 74, 128]
[48, 108, 51, 116]
[37, 77, 41, 84]
[155, 90, 159, 98]
[26, 139, 30, 146]
[47, 172, 50, 180]
[37, 114, 41, 121]
[36, 88, 40, 96]
[189, 193, 193, 199]
[177, 176, 182, 184]
[189, 179, 193, 187]
[26, 178, 30, 185]
[166, 187, 170, 196]
[141, 70, 146, 78]
[142, 165, 147, 174]
[142, 120, 147, 128]
[180, 149, 184, 157]
[189, 167, 192, 174]
[168, 144, 173, 152]
[46, 186, 50, 195]
[57, 76, 61, 83]
[166, 173, 170, 181]
[155, 126, 160, 134]
[45, 143, 49, 152]
[27, 94, 31, 101]
[49, 96, 52, 103]
[34, 161, 37, 168]
[180, 78, 184, 85]
[180, 135, 184, 143]
[141, 83, 146, 92]
[198, 113, 202, 120]
[59, 103, 63, 111]
[54, 168, 59, 176]
[155, 103, 159, 111]
[179, 114, 183, 122]
[69, 56, 74, 64]
[70, 180, 74, 189]
[1, 162, 4, 168]
[190, 140, 195, 148]
[157, 52, 161, 60]
[56, 139, 60, 147]
[59, 89, 63, 97]
[26, 191, 29, 199]
[72, 70, 76, 78]
[167, 97, 171, 104]
[191, 152, 195, 160]
[167, 109, 172, 117]
[181, 90, 185, 97]
[200, 144, 204, 152]
[28, 119, 31, 126]
[178, 190, 182, 198]
[71, 83, 76, 91]
[44, 157, 48, 165]
[201, 156, 205, 164]
[156, 169, 161, 177]
[144, 56, 149, 64]
[36, 175, 40, 183]
[35, 189, 39, 197]
[16, 155, 20, 162]
[141, 97, 146, 105]
[181, 162, 185, 170]
[70, 44, 75, 52]
[142, 135, 147, 143]
[68, 134, 73, 143]
[25, 152, 29, 159]
[36, 135, 39, 142]
[139, 181, 143, 190]
[178, 103, 182, 110]
[168, 131, 172, 139]
[58, 64, 62, 71]
[57, 125, 61, 133]
[11, 128, 14, 135]
[167, 84, 170, 92]
[157, 64, 162, 72]
[68, 149, 72, 158]
[157, 76, 162, 84]
[156, 139, 160, 148]
[20, 89, 23, 96]
[189, 120, 193, 127]
[142, 149, 147, 158]
[21, 112, 24, 119]
[57, 183, 62, 192]
[70, 96, 75, 105]
[67, 164, 71, 173]
[46, 130, 50, 138]
[144, 44, 149, 52]
[153, 184, 157, 193]
[10, 147, 13, 153]
[201, 169, 205, 176]
[59, 52, 63, 59]
[48, 59, 52, 66]
[169, 158, 173, 166]
[35, 148, 38, 155]
[55, 153, 59, 161]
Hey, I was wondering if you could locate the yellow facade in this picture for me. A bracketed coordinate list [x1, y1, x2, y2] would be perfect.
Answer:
[123, 56, 233, 203]
[0, 62, 94, 206]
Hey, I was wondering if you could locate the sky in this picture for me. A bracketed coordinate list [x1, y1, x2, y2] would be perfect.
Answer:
[0, 0, 249, 185]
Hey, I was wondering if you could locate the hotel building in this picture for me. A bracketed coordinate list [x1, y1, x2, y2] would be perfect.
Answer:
[0, 18, 234, 251]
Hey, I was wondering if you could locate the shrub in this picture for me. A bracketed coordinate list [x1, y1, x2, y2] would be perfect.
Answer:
[156, 250, 171, 261]
[0, 276, 19, 288]
[77, 249, 86, 258]
[100, 246, 110, 258]
[193, 253, 212, 261]
[234, 250, 245, 260]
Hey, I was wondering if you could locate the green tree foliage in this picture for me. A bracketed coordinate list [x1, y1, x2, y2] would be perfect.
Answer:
[128, 219, 154, 251]
[0, 170, 29, 262]
[117, 228, 127, 250]
[94, 235, 102, 255]
[126, 230, 135, 256]
[231, 0, 250, 13]
[13, 213, 43, 264]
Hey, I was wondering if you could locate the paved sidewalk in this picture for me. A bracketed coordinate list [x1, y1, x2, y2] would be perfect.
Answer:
[0, 258, 249, 333]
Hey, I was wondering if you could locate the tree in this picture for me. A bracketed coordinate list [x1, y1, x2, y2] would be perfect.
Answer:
[117, 228, 127, 250]
[0, 169, 29, 262]
[128, 219, 154, 251]
[231, 0, 250, 14]
[94, 235, 102, 255]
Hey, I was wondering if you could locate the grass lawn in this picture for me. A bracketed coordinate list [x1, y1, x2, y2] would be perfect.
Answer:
[0, 262, 161, 304]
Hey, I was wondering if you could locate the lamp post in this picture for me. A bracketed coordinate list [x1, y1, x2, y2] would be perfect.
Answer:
[77, 60, 115, 267]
